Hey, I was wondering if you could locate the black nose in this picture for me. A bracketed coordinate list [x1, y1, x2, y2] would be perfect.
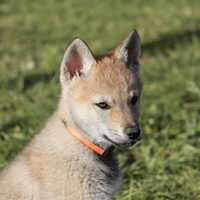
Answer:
[124, 125, 141, 140]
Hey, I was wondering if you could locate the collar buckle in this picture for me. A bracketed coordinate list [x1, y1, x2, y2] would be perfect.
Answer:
[101, 145, 115, 156]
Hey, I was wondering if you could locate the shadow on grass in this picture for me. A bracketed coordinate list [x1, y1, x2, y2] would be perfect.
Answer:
[0, 70, 59, 91]
[141, 27, 200, 55]
[22, 70, 59, 90]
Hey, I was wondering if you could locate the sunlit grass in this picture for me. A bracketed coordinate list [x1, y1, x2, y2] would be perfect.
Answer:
[1, 0, 200, 199]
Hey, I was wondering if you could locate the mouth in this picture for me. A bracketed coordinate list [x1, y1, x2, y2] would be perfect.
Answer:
[103, 135, 137, 147]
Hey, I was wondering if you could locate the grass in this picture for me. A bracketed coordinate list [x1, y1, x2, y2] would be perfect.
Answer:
[1, 0, 200, 199]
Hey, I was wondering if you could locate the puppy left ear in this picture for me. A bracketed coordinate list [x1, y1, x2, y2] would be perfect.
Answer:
[115, 29, 141, 71]
[60, 38, 96, 81]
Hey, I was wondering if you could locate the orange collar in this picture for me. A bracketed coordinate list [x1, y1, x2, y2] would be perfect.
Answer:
[62, 119, 114, 156]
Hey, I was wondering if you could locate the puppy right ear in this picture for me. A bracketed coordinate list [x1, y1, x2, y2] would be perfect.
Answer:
[60, 38, 96, 82]
[115, 30, 141, 71]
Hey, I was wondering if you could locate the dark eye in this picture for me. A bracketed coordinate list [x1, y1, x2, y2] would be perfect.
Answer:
[96, 102, 110, 109]
[131, 96, 138, 105]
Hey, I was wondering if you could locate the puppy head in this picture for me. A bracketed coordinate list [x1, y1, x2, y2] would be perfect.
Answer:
[60, 30, 143, 148]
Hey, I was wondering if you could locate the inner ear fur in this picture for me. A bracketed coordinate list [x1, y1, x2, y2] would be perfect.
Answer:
[61, 38, 96, 80]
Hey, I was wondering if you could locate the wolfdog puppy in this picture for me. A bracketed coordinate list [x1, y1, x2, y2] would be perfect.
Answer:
[0, 29, 143, 200]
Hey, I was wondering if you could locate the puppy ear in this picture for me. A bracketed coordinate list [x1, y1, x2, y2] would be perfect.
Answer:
[115, 29, 141, 71]
[60, 38, 96, 81]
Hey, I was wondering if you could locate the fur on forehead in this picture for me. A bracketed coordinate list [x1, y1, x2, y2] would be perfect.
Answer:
[88, 55, 142, 97]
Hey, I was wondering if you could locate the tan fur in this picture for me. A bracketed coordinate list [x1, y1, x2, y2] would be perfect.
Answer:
[0, 30, 143, 200]
[90, 56, 142, 129]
